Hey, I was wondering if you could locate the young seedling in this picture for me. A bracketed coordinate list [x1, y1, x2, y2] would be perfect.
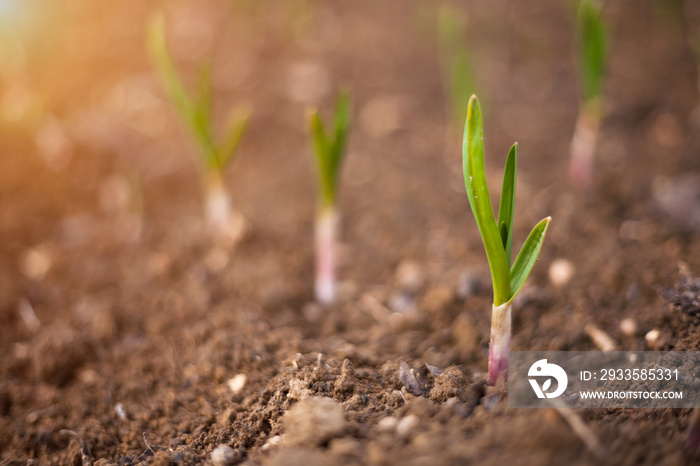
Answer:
[570, 0, 607, 189]
[308, 90, 351, 305]
[437, 3, 476, 132]
[463, 95, 551, 386]
[147, 13, 250, 237]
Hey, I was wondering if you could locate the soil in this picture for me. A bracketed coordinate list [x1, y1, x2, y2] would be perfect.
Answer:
[1, 0, 700, 465]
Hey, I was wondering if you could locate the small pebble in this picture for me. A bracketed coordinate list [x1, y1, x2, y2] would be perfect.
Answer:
[283, 397, 346, 446]
[376, 416, 398, 433]
[394, 260, 425, 294]
[548, 259, 574, 287]
[114, 403, 127, 420]
[211, 445, 238, 466]
[227, 374, 247, 395]
[584, 324, 617, 352]
[645, 329, 660, 344]
[396, 415, 419, 440]
[20, 246, 52, 280]
[329, 437, 361, 457]
[619, 318, 637, 337]
[288, 378, 311, 401]
[261, 435, 282, 452]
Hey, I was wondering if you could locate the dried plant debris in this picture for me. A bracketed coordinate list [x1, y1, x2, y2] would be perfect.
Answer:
[399, 361, 441, 397]
[60, 430, 93, 466]
[662, 272, 700, 316]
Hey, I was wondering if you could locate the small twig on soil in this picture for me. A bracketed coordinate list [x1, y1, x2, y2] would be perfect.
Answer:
[395, 390, 406, 405]
[142, 432, 155, 457]
[584, 324, 618, 351]
[547, 398, 605, 461]
[18, 298, 41, 333]
[316, 353, 323, 369]
[60, 429, 93, 466]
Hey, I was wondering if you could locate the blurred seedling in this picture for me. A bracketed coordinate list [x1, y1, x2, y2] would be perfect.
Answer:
[569, 0, 607, 190]
[438, 3, 476, 133]
[463, 95, 551, 386]
[307, 89, 351, 305]
[147, 13, 250, 239]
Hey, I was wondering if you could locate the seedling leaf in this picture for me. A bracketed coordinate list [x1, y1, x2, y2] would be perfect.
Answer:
[438, 4, 476, 128]
[329, 89, 351, 185]
[147, 14, 194, 126]
[147, 13, 217, 169]
[498, 143, 517, 265]
[308, 90, 351, 208]
[577, 0, 607, 103]
[218, 108, 250, 169]
[463, 95, 510, 305]
[509, 217, 551, 301]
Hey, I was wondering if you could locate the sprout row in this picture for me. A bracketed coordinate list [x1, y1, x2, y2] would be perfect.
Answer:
[147, 12, 556, 385]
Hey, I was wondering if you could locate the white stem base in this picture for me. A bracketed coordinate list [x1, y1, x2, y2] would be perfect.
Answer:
[488, 302, 512, 386]
[315, 208, 338, 306]
[205, 178, 232, 236]
[569, 109, 599, 190]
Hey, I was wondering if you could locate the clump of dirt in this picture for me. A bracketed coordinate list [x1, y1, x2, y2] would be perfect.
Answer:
[663, 271, 700, 317]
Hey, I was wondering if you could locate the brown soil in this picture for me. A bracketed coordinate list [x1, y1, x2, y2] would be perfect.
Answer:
[1, 0, 700, 465]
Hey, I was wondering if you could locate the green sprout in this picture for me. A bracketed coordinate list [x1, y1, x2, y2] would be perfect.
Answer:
[147, 13, 250, 236]
[463, 95, 551, 385]
[308, 89, 351, 305]
[437, 3, 476, 131]
[570, 0, 608, 189]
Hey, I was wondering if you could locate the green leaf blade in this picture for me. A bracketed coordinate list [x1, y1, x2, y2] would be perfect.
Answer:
[497, 143, 518, 265]
[437, 4, 475, 128]
[218, 107, 250, 169]
[147, 13, 216, 169]
[509, 217, 551, 302]
[308, 90, 352, 209]
[309, 108, 334, 207]
[329, 89, 351, 190]
[147, 14, 193, 120]
[463, 95, 510, 305]
[577, 0, 607, 103]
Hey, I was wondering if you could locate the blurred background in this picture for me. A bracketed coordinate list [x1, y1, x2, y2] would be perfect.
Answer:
[1, 0, 700, 462]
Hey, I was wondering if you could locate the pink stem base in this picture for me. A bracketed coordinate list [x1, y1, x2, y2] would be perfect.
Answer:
[488, 302, 512, 386]
[315, 207, 338, 305]
[205, 173, 232, 235]
[568, 108, 600, 190]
